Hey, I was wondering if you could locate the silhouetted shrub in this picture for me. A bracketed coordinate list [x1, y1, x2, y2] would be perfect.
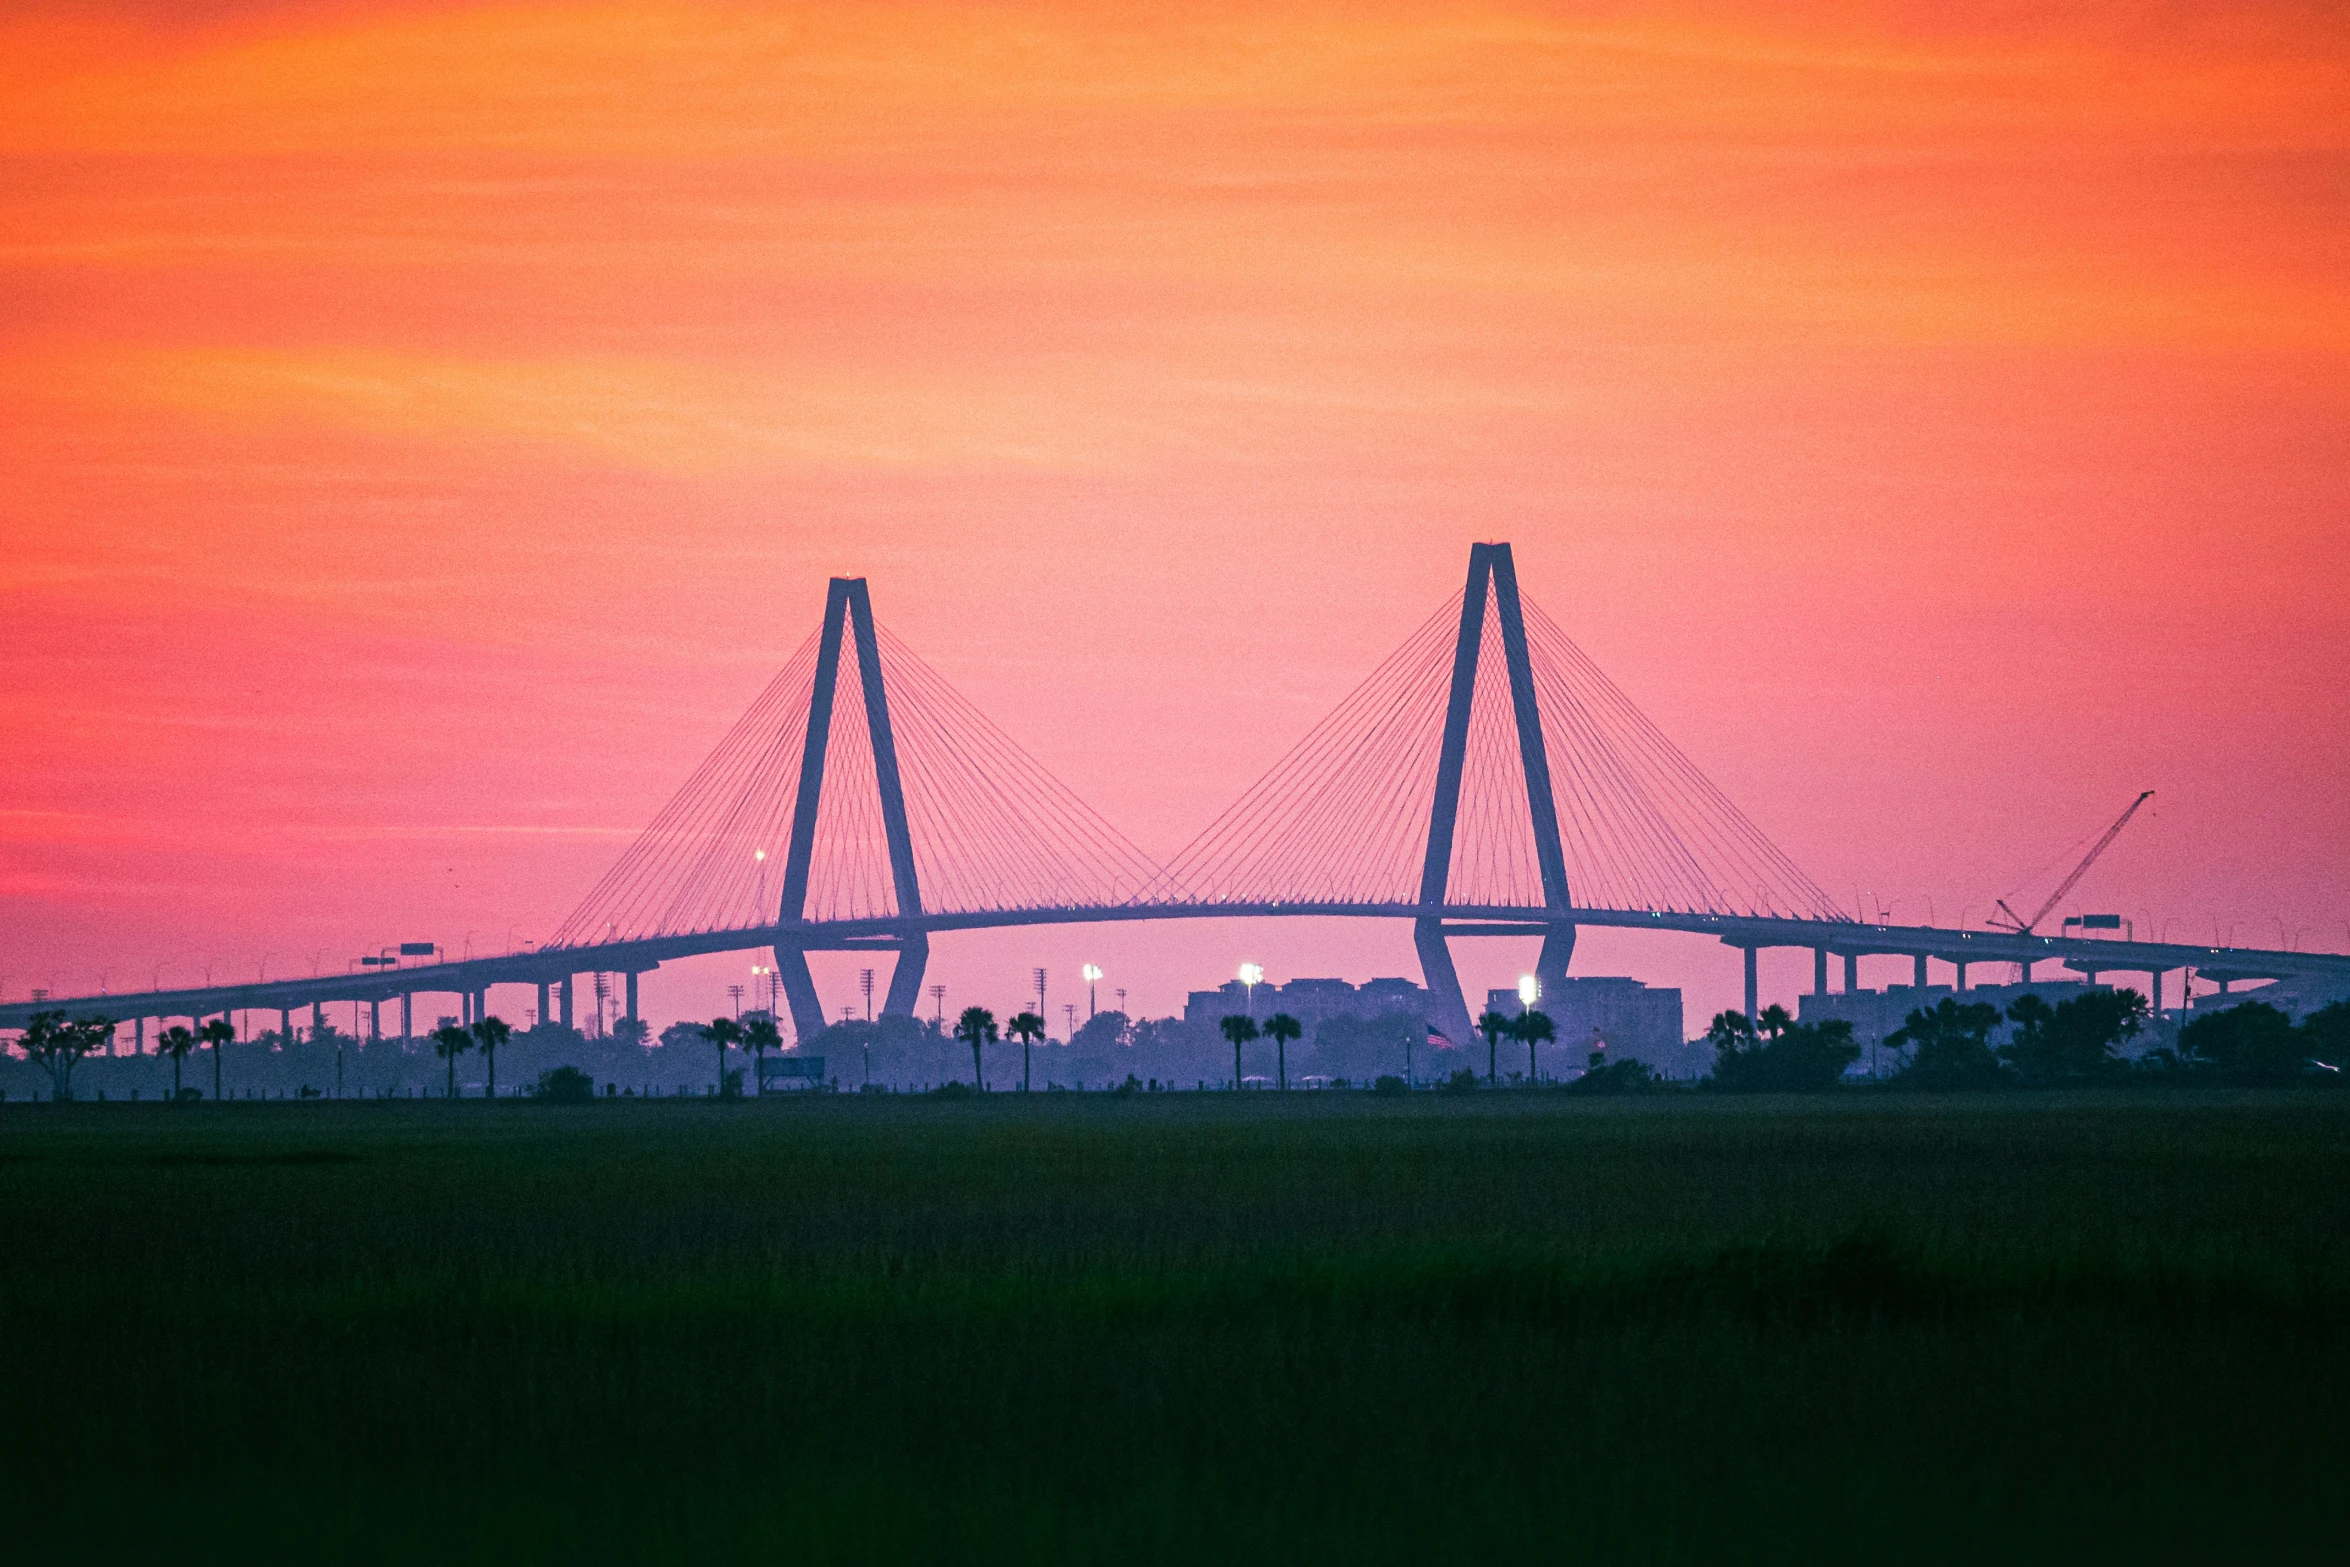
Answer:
[1441, 1069, 1480, 1095]
[1372, 1075, 1408, 1096]
[2180, 1002, 2304, 1085]
[1566, 1053, 1657, 1095]
[1707, 1007, 1861, 1092]
[531, 1065, 596, 1104]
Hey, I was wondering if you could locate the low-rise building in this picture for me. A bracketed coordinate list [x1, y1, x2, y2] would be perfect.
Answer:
[1485, 977, 1693, 1078]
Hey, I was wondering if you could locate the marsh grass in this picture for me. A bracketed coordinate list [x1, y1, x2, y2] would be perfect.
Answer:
[4, 1093, 2346, 1561]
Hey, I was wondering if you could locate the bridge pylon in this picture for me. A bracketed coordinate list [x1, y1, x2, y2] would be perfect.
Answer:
[1415, 542, 1576, 1049]
[772, 576, 927, 1041]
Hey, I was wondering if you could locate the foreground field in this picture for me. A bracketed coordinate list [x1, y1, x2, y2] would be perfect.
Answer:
[4, 1092, 2346, 1562]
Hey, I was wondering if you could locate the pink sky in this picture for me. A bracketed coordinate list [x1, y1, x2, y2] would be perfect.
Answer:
[3, 1, 2345, 1031]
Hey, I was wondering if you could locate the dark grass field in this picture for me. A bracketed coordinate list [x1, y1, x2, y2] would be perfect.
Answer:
[5, 1092, 2348, 1563]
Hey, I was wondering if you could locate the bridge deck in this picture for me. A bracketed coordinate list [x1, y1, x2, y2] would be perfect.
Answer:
[7, 902, 2340, 1028]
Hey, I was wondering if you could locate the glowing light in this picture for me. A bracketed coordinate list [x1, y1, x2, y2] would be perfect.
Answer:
[1518, 975, 1539, 1005]
[1238, 963, 1264, 987]
[1082, 964, 1103, 983]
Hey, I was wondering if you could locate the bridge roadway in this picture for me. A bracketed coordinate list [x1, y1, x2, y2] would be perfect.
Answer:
[7, 903, 2344, 1035]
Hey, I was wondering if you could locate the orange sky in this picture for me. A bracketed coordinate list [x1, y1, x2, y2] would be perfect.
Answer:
[3, 1, 2345, 1027]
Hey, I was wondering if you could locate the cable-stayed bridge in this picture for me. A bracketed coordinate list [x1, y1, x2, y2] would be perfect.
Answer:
[9, 543, 2344, 1046]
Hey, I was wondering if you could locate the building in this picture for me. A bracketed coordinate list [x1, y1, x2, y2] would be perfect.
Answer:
[1183, 976, 1429, 1033]
[1486, 977, 1691, 1078]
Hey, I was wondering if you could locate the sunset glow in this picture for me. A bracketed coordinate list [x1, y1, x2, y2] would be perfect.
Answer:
[4, 2, 2344, 1022]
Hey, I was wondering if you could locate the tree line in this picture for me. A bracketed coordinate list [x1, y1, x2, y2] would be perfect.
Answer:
[13, 992, 2347, 1103]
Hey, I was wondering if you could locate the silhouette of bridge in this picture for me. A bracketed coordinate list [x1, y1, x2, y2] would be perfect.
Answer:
[9, 543, 2343, 1048]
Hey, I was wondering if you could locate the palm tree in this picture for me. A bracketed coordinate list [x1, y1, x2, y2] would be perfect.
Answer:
[954, 1006, 997, 1090]
[1476, 1009, 1514, 1085]
[1219, 1014, 1258, 1089]
[699, 1016, 743, 1096]
[471, 1015, 512, 1101]
[197, 1017, 235, 1102]
[740, 1016, 782, 1096]
[1262, 1013, 1301, 1091]
[1004, 1011, 1046, 1092]
[156, 1024, 199, 1101]
[431, 1023, 473, 1099]
[1515, 1008, 1556, 1084]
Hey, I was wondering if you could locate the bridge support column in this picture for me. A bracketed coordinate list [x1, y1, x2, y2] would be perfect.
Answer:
[1914, 954, 1929, 989]
[2150, 968, 2163, 1013]
[1414, 919, 1476, 1051]
[1955, 961, 1968, 990]
[313, 1002, 326, 1039]
[882, 933, 929, 1018]
[775, 946, 829, 1043]
[537, 981, 550, 1029]
[401, 994, 412, 1039]
[1534, 925, 1576, 1016]
[1814, 947, 1829, 996]
[625, 971, 639, 1026]
[558, 976, 573, 1030]
[2018, 957, 2032, 986]
[370, 1000, 381, 1040]
[1843, 952, 1858, 993]
[1743, 946, 1759, 1023]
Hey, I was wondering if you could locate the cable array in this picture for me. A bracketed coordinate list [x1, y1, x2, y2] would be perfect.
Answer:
[1152, 585, 1842, 920]
[548, 631, 826, 946]
[549, 613, 1163, 945]
[551, 569, 1839, 948]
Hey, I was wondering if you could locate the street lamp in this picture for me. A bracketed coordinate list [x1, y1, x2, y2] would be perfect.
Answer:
[1518, 974, 1539, 1008]
[1239, 962, 1264, 1017]
[1082, 963, 1103, 1019]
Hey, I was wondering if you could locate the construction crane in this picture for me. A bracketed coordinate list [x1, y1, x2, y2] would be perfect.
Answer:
[1992, 791, 2154, 936]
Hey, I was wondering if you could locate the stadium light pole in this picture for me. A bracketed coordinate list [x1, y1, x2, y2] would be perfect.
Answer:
[1239, 962, 1264, 1018]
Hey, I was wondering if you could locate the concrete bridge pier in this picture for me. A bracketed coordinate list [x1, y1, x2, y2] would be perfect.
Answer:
[625, 970, 640, 1027]
[401, 994, 412, 1039]
[558, 976, 573, 1030]
[1743, 945, 1759, 1022]
[1814, 947, 1830, 995]
[1913, 954, 1929, 988]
